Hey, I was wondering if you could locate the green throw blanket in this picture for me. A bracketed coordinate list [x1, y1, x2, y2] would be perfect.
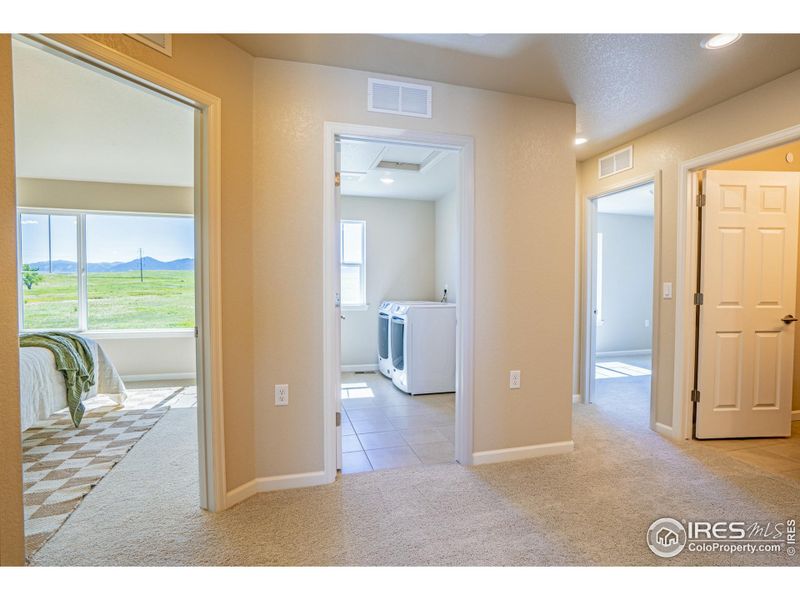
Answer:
[20, 332, 95, 427]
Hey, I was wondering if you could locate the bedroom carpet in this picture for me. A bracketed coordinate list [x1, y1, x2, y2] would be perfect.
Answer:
[22, 387, 184, 560]
[30, 388, 800, 566]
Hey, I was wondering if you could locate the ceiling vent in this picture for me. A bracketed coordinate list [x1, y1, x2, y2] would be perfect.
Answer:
[598, 145, 633, 179]
[368, 78, 432, 119]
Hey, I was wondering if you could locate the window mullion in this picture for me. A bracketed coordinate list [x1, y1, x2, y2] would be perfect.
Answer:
[77, 213, 88, 331]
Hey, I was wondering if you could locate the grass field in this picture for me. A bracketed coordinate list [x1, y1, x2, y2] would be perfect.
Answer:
[22, 270, 195, 330]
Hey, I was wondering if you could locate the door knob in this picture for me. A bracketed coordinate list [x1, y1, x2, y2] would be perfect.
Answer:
[340, 315, 346, 320]
[781, 314, 798, 324]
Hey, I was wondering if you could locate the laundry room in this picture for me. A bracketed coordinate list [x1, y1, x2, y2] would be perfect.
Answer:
[338, 137, 460, 474]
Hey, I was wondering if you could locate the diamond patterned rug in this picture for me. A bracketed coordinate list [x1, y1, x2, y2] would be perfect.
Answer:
[22, 387, 184, 560]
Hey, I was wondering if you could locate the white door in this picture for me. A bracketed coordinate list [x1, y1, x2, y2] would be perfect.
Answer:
[696, 170, 800, 439]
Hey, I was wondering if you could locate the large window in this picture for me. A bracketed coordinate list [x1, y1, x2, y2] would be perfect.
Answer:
[19, 210, 195, 332]
[340, 220, 366, 308]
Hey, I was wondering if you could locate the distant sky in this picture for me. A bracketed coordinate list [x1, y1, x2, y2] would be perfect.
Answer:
[20, 213, 194, 264]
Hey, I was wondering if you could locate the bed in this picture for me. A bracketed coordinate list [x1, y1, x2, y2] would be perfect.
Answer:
[19, 337, 127, 431]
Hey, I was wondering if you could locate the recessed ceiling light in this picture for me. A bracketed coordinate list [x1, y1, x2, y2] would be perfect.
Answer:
[379, 177, 394, 185]
[701, 34, 742, 50]
[575, 137, 588, 146]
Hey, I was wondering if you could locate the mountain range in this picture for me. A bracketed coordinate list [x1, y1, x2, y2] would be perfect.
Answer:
[25, 257, 194, 273]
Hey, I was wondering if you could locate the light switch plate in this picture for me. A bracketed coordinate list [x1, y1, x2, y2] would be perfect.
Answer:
[663, 282, 673, 299]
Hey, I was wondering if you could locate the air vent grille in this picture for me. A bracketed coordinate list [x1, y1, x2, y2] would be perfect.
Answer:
[598, 146, 634, 179]
[368, 78, 432, 118]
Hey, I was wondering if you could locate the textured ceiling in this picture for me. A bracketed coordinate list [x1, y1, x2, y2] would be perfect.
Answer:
[225, 34, 800, 160]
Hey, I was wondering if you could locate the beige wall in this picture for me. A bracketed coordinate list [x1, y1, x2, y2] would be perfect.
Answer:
[0, 34, 25, 566]
[253, 57, 576, 477]
[340, 195, 436, 367]
[17, 178, 193, 214]
[577, 68, 800, 427]
[435, 188, 459, 303]
[77, 34, 256, 489]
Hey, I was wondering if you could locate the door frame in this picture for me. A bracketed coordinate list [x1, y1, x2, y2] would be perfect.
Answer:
[674, 124, 800, 440]
[581, 172, 662, 432]
[19, 34, 228, 510]
[322, 122, 475, 481]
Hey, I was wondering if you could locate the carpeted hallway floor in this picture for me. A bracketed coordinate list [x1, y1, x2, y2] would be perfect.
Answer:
[31, 384, 799, 566]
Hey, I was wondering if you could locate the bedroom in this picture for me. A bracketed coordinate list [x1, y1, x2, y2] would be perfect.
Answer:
[12, 37, 199, 559]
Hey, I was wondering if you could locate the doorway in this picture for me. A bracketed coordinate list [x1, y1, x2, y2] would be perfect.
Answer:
[9, 31, 225, 544]
[584, 180, 658, 429]
[336, 137, 460, 473]
[323, 123, 475, 480]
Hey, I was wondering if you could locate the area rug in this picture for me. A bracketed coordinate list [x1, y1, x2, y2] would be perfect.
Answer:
[21, 387, 184, 560]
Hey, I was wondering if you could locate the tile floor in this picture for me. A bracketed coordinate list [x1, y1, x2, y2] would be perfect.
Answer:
[699, 421, 800, 483]
[340, 372, 455, 474]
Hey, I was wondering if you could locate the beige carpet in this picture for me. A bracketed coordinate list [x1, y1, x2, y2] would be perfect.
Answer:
[31, 392, 800, 566]
[22, 388, 184, 560]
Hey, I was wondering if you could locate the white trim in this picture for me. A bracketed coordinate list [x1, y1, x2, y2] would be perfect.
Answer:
[596, 349, 652, 358]
[224, 471, 328, 509]
[472, 440, 574, 466]
[122, 372, 196, 383]
[83, 329, 195, 340]
[674, 123, 800, 442]
[341, 364, 378, 373]
[324, 122, 476, 482]
[341, 304, 369, 312]
[32, 34, 227, 512]
[792, 410, 800, 422]
[654, 422, 673, 437]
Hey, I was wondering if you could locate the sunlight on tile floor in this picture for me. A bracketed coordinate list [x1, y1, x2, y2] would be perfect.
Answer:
[340, 372, 455, 474]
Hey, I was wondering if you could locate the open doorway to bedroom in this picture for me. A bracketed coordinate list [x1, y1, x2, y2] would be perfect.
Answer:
[584, 180, 657, 430]
[12, 37, 198, 560]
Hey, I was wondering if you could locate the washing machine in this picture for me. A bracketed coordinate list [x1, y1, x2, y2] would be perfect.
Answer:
[377, 300, 436, 378]
[390, 302, 456, 394]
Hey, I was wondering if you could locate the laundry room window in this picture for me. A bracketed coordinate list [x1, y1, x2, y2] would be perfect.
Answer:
[340, 220, 366, 308]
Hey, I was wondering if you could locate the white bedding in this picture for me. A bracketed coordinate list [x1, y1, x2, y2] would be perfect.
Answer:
[19, 338, 127, 431]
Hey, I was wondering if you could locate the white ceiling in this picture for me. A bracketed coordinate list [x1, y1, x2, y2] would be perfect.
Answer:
[12, 39, 195, 187]
[597, 183, 654, 217]
[340, 138, 458, 200]
[225, 34, 800, 160]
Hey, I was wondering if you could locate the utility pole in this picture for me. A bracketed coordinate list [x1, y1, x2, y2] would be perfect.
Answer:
[139, 248, 144, 282]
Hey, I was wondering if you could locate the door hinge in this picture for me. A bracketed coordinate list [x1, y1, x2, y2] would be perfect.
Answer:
[696, 193, 706, 207]
[693, 292, 704, 306]
[691, 389, 701, 404]
[194, 326, 199, 338]
[336, 411, 341, 427]
[335, 172, 341, 187]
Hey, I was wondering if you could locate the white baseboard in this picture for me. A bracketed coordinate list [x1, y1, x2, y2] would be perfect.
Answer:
[596, 349, 652, 358]
[225, 470, 330, 509]
[471, 440, 574, 466]
[122, 371, 195, 383]
[572, 394, 582, 403]
[793, 410, 800, 422]
[654, 422, 673, 437]
[341, 364, 378, 373]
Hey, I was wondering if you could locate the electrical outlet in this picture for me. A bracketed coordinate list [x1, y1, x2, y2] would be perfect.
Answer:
[275, 384, 289, 406]
[509, 370, 521, 389]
